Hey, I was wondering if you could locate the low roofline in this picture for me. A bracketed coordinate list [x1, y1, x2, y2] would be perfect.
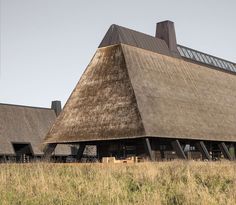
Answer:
[0, 102, 53, 111]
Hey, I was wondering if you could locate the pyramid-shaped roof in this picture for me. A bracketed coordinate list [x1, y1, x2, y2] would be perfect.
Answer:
[44, 42, 236, 144]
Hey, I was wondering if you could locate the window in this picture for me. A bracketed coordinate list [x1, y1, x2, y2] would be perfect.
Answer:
[177, 45, 236, 73]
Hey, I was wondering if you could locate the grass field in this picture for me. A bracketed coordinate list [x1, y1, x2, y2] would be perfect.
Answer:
[0, 161, 235, 205]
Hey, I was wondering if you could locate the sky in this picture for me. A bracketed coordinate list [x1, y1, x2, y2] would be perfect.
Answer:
[0, 0, 236, 108]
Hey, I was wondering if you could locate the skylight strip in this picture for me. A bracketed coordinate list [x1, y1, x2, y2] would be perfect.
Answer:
[177, 45, 236, 73]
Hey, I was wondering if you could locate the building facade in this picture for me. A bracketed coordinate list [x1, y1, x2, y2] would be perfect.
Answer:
[44, 21, 236, 161]
[0, 101, 71, 162]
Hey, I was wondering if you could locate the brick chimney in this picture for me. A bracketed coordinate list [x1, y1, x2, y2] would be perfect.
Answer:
[51, 101, 62, 116]
[155, 20, 179, 57]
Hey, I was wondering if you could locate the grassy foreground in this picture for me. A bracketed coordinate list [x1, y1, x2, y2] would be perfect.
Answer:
[0, 161, 235, 205]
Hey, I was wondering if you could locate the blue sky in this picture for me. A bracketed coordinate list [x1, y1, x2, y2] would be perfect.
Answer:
[0, 0, 236, 107]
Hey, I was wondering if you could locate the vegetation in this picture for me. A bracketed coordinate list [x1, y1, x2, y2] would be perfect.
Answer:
[0, 161, 235, 205]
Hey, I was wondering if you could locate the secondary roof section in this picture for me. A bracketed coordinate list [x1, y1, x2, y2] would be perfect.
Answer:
[0, 103, 70, 155]
[99, 21, 236, 73]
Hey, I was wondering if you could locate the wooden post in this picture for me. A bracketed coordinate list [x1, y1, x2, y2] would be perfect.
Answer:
[218, 142, 233, 161]
[143, 138, 155, 161]
[76, 143, 86, 161]
[195, 141, 211, 161]
[43, 143, 57, 160]
[171, 140, 187, 159]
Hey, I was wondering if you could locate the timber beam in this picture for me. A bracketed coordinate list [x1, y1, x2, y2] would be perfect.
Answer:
[234, 143, 236, 160]
[195, 141, 211, 161]
[43, 143, 57, 160]
[76, 143, 86, 161]
[143, 138, 155, 161]
[218, 142, 233, 161]
[171, 140, 187, 160]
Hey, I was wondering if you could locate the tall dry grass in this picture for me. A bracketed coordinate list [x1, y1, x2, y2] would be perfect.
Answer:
[0, 161, 235, 205]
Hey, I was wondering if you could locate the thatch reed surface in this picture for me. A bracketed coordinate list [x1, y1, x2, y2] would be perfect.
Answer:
[0, 104, 70, 155]
[44, 45, 145, 143]
[45, 44, 236, 143]
[122, 45, 236, 142]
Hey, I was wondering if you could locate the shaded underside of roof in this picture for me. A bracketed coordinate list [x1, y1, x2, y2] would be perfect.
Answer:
[0, 104, 71, 155]
[99, 24, 172, 57]
[44, 44, 236, 143]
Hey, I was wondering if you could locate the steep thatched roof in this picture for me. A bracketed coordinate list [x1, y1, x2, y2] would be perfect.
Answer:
[44, 45, 145, 143]
[122, 45, 236, 142]
[0, 104, 71, 155]
[44, 44, 236, 143]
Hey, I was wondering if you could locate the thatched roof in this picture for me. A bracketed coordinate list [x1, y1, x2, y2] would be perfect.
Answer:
[0, 104, 71, 155]
[44, 44, 236, 143]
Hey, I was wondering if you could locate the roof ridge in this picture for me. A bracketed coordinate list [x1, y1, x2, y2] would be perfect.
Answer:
[0, 103, 52, 111]
[111, 24, 162, 40]
[99, 24, 171, 57]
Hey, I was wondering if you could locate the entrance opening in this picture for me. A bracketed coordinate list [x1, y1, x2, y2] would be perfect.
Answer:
[12, 143, 33, 162]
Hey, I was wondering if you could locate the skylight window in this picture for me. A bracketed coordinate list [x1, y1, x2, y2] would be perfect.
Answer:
[177, 45, 236, 73]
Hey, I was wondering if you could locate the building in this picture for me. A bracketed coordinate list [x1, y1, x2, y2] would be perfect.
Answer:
[43, 21, 236, 161]
[0, 101, 71, 162]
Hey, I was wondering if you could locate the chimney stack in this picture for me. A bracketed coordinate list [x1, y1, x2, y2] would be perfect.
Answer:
[155, 20, 179, 57]
[51, 101, 62, 116]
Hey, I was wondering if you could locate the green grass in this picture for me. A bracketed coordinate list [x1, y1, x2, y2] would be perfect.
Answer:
[0, 161, 235, 205]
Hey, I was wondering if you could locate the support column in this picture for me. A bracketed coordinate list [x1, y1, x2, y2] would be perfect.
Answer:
[43, 143, 57, 160]
[233, 143, 236, 160]
[143, 138, 155, 161]
[218, 142, 233, 161]
[195, 141, 211, 161]
[76, 143, 86, 161]
[171, 140, 187, 159]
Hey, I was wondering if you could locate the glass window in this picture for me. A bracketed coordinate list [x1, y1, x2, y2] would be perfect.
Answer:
[178, 46, 236, 73]
[222, 61, 230, 70]
[213, 59, 221, 67]
[186, 49, 194, 59]
[232, 65, 236, 72]
[182, 48, 190, 58]
[192, 51, 200, 61]
[201, 54, 209, 64]
[227, 63, 235, 72]
[196, 53, 205, 63]
[217, 60, 224, 68]
[210, 57, 219, 67]
[177, 47, 185, 56]
[205, 55, 213, 65]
